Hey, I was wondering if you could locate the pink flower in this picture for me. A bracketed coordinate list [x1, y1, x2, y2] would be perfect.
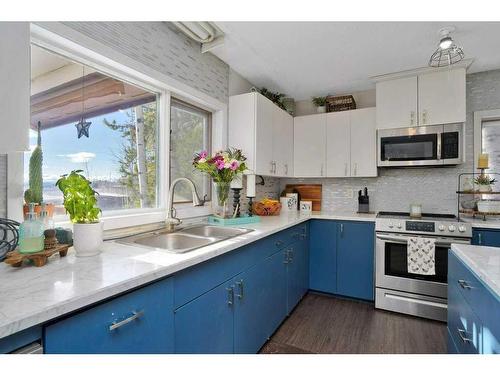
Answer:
[215, 159, 225, 170]
[229, 160, 239, 170]
[199, 150, 208, 159]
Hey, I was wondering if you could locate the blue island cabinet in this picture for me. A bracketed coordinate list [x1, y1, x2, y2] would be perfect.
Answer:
[44, 278, 174, 354]
[336, 221, 375, 301]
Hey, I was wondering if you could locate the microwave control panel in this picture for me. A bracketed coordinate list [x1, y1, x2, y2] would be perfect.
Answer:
[406, 221, 435, 232]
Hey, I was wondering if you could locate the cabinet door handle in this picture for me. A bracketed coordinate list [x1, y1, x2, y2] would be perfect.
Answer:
[344, 163, 348, 176]
[353, 163, 357, 176]
[109, 310, 144, 331]
[422, 110, 427, 125]
[340, 223, 344, 236]
[236, 279, 244, 300]
[289, 248, 294, 263]
[320, 164, 324, 176]
[458, 279, 472, 290]
[283, 250, 289, 264]
[284, 164, 288, 175]
[226, 286, 234, 306]
[410, 111, 415, 126]
[457, 328, 472, 344]
[270, 161, 274, 174]
[478, 232, 482, 245]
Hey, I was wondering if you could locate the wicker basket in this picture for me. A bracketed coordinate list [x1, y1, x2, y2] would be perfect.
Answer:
[326, 95, 356, 112]
[253, 200, 282, 216]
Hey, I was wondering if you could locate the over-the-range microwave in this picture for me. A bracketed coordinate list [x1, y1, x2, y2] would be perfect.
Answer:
[377, 123, 464, 167]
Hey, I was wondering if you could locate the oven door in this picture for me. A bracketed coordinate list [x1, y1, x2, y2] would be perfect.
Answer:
[375, 233, 470, 299]
[377, 126, 442, 167]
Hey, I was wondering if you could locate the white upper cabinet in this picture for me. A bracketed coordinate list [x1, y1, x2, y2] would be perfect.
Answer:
[0, 22, 30, 153]
[229, 92, 293, 177]
[350, 108, 377, 177]
[418, 68, 466, 126]
[375, 67, 466, 129]
[326, 111, 350, 177]
[294, 114, 326, 177]
[376, 76, 417, 129]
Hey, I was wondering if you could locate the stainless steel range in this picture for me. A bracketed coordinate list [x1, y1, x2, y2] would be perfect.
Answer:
[375, 211, 472, 321]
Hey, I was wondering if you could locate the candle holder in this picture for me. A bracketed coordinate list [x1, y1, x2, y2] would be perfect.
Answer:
[247, 197, 254, 217]
[232, 188, 242, 217]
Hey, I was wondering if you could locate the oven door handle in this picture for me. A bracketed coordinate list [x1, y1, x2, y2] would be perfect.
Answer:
[376, 234, 470, 246]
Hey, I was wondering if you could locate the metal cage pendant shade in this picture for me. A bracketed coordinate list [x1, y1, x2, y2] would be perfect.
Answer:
[429, 27, 465, 67]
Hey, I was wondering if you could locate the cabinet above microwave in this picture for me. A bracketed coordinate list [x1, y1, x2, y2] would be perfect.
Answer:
[374, 64, 469, 130]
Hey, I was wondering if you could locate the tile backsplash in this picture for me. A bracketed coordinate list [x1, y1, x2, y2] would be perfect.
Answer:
[0, 154, 6, 218]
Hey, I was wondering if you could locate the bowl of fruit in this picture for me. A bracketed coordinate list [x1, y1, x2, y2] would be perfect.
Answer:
[253, 198, 282, 216]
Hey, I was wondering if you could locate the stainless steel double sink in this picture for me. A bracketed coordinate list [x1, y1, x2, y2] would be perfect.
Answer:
[117, 224, 253, 254]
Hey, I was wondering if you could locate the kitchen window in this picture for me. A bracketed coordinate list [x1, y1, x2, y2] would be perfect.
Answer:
[26, 45, 160, 218]
[170, 99, 212, 203]
[480, 119, 500, 172]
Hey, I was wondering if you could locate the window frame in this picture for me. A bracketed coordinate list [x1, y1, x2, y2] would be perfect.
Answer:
[7, 23, 227, 229]
[170, 97, 213, 204]
[474, 109, 500, 170]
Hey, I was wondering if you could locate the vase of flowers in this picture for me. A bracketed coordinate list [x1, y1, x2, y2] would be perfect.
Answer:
[193, 148, 247, 218]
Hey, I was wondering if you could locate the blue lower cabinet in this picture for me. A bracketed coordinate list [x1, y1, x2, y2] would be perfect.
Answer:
[309, 220, 337, 294]
[234, 251, 287, 353]
[44, 278, 174, 354]
[0, 326, 42, 354]
[472, 228, 500, 247]
[286, 237, 309, 314]
[336, 221, 375, 301]
[174, 281, 234, 353]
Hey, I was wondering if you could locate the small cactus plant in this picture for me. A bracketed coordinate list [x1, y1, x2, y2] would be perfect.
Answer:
[24, 122, 43, 205]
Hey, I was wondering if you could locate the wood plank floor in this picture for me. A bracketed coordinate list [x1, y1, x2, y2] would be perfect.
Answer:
[260, 292, 447, 354]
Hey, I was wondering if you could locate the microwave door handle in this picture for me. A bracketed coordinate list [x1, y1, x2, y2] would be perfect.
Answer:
[376, 234, 470, 246]
[437, 132, 442, 160]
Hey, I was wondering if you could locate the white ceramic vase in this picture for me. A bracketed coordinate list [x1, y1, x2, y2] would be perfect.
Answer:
[316, 106, 326, 113]
[478, 184, 492, 193]
[73, 222, 103, 257]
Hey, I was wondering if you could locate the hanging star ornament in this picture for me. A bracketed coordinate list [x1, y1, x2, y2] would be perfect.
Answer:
[75, 118, 92, 139]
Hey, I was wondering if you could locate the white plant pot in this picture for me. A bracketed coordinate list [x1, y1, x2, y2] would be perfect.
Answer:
[478, 184, 492, 193]
[316, 106, 326, 113]
[73, 222, 103, 257]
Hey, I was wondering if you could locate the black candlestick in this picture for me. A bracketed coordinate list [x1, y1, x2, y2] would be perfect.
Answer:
[248, 197, 254, 217]
[232, 188, 242, 217]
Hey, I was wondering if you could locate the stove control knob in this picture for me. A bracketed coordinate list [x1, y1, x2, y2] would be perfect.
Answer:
[458, 225, 467, 233]
[388, 222, 394, 228]
[438, 225, 445, 231]
[448, 225, 456, 232]
[396, 222, 402, 229]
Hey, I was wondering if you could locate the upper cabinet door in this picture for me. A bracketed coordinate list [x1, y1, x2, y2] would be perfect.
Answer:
[350, 108, 377, 177]
[273, 109, 293, 177]
[294, 114, 326, 177]
[0, 23, 30, 153]
[254, 94, 275, 175]
[326, 111, 350, 177]
[418, 68, 466, 126]
[376, 76, 418, 129]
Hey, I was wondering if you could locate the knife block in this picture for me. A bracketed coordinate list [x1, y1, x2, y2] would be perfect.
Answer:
[358, 196, 370, 213]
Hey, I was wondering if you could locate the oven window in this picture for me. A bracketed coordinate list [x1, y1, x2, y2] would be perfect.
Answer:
[381, 134, 437, 161]
[384, 242, 448, 283]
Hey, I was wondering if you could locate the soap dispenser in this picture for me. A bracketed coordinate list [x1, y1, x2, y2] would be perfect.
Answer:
[19, 203, 44, 254]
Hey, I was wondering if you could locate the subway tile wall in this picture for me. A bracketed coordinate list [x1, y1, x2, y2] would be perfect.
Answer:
[280, 69, 500, 215]
[62, 22, 230, 102]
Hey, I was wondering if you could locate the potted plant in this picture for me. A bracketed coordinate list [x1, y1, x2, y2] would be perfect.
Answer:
[474, 173, 496, 193]
[312, 96, 327, 113]
[256, 87, 286, 110]
[23, 122, 55, 217]
[56, 170, 102, 257]
[193, 148, 247, 218]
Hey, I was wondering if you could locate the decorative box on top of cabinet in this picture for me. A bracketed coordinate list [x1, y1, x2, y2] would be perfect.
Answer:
[228, 92, 293, 177]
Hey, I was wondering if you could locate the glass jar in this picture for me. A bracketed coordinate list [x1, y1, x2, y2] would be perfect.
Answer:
[213, 181, 231, 218]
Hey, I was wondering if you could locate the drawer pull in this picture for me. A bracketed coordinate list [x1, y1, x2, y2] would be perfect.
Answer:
[458, 279, 472, 290]
[109, 310, 144, 331]
[236, 279, 244, 300]
[226, 286, 234, 306]
[457, 328, 472, 344]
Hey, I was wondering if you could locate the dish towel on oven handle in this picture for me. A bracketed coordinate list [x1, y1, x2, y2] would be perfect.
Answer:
[407, 237, 436, 275]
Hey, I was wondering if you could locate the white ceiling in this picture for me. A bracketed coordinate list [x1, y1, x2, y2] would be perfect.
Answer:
[213, 22, 500, 100]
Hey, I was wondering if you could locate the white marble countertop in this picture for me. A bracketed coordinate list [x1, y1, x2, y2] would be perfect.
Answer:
[0, 211, 375, 340]
[451, 243, 500, 300]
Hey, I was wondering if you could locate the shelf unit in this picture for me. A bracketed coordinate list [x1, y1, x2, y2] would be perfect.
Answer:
[457, 172, 500, 221]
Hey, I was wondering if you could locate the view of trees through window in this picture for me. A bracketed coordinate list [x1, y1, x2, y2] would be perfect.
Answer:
[170, 100, 211, 203]
[27, 45, 158, 214]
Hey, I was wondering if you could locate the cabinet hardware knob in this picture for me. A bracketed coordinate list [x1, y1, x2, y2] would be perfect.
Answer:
[458, 279, 472, 290]
[457, 328, 472, 343]
[236, 280, 244, 299]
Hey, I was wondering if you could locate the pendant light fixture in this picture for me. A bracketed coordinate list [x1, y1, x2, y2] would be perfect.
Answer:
[429, 27, 465, 67]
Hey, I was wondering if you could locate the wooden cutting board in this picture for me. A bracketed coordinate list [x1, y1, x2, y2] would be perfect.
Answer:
[284, 184, 322, 211]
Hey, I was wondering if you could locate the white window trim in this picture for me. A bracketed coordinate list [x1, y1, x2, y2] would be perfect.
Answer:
[7, 23, 227, 230]
[473, 109, 500, 170]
